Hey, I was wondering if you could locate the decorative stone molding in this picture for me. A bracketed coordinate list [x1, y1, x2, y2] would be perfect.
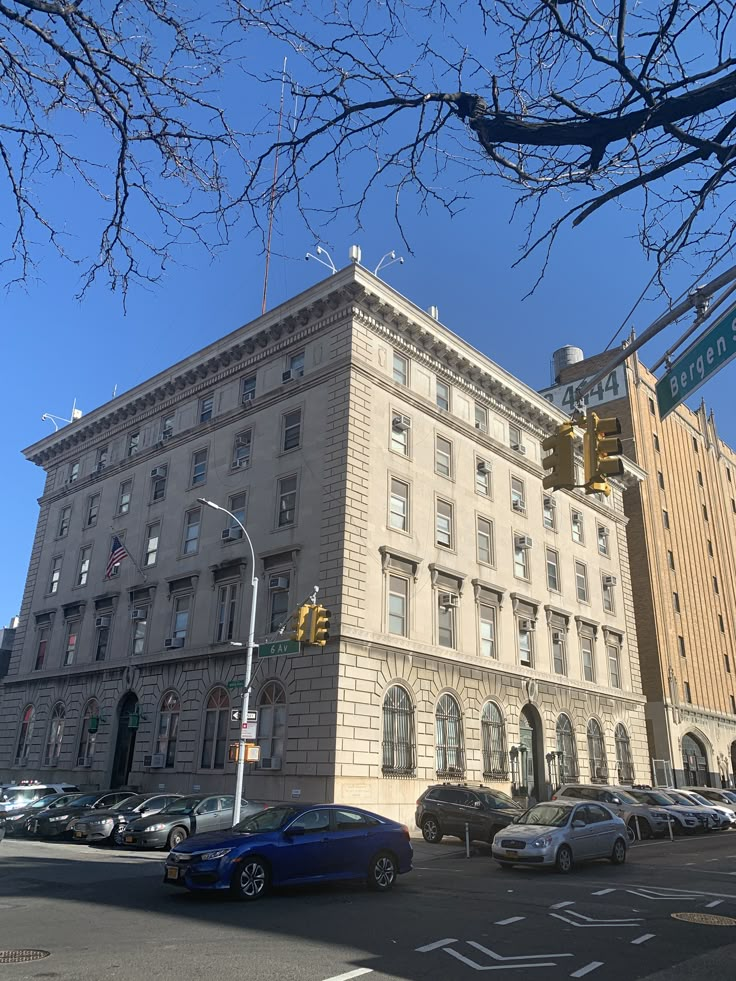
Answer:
[379, 546, 422, 581]
[574, 615, 600, 637]
[428, 562, 466, 595]
[471, 578, 506, 606]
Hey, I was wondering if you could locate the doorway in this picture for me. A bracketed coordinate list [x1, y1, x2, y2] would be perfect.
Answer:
[682, 732, 710, 786]
[519, 704, 545, 802]
[110, 692, 139, 788]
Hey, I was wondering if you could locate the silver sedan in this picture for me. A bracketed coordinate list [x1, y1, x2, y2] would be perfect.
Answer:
[491, 800, 627, 873]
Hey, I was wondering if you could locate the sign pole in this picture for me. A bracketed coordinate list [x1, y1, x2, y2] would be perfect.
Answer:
[234, 571, 258, 825]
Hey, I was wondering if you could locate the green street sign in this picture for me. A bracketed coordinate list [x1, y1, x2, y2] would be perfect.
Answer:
[656, 303, 736, 420]
[258, 639, 301, 659]
[227, 680, 245, 690]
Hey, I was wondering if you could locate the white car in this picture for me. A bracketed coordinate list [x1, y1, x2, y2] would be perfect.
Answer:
[0, 783, 79, 813]
[667, 789, 734, 829]
[627, 788, 713, 832]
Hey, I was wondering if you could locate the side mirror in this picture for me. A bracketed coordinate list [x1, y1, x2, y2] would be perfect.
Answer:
[572, 819, 586, 829]
[611, 796, 621, 805]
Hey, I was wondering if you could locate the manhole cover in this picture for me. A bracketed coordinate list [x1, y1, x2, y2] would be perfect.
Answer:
[0, 950, 51, 964]
[672, 912, 736, 926]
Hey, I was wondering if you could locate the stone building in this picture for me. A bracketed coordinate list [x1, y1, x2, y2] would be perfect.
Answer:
[0, 263, 647, 824]
[546, 345, 736, 788]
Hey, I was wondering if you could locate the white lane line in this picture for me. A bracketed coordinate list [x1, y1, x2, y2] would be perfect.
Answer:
[631, 934, 655, 945]
[570, 963, 604, 978]
[321, 971, 372, 981]
[445, 949, 556, 971]
[550, 900, 575, 909]
[693, 870, 736, 877]
[591, 888, 615, 896]
[706, 900, 723, 908]
[415, 939, 457, 953]
[495, 916, 525, 925]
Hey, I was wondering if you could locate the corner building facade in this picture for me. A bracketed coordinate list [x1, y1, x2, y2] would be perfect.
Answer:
[1, 266, 648, 823]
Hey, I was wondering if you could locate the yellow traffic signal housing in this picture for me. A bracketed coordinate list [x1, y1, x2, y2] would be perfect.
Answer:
[541, 423, 577, 491]
[308, 605, 331, 646]
[584, 412, 624, 496]
[289, 604, 311, 643]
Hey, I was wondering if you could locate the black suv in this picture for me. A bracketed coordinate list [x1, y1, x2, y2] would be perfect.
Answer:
[416, 784, 523, 844]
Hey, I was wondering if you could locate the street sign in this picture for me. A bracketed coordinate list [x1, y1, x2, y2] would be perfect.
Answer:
[258, 639, 301, 658]
[246, 710, 257, 722]
[240, 720, 257, 740]
[227, 679, 245, 690]
[656, 302, 736, 419]
[230, 709, 241, 723]
[540, 365, 627, 412]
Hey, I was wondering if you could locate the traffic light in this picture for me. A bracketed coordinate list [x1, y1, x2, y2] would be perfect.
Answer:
[541, 422, 577, 491]
[583, 412, 623, 496]
[308, 605, 331, 646]
[289, 604, 311, 643]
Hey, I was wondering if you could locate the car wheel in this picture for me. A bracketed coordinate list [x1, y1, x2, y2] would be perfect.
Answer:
[626, 824, 636, 844]
[496, 862, 514, 871]
[610, 837, 626, 865]
[421, 816, 443, 844]
[231, 857, 270, 901]
[167, 826, 188, 850]
[368, 851, 397, 892]
[112, 826, 125, 848]
[555, 844, 573, 874]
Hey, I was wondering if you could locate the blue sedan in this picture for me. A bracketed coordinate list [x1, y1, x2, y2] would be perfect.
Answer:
[163, 803, 413, 900]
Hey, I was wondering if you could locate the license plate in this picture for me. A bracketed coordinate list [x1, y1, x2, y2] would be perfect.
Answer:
[166, 867, 179, 881]
[125, 836, 134, 844]
[505, 850, 519, 857]
[74, 831, 86, 839]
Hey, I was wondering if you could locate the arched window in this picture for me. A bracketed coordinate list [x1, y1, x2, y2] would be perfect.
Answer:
[481, 702, 507, 779]
[382, 685, 415, 776]
[256, 681, 286, 770]
[44, 703, 66, 767]
[682, 732, 709, 786]
[435, 693, 464, 777]
[15, 706, 35, 766]
[155, 692, 180, 768]
[556, 714, 579, 783]
[77, 699, 99, 766]
[586, 718, 608, 783]
[614, 723, 634, 784]
[200, 687, 229, 769]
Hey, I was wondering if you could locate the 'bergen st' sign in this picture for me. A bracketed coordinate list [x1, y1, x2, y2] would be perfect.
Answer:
[656, 303, 736, 420]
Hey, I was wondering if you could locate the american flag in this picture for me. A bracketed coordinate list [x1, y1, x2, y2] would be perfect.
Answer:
[105, 535, 127, 578]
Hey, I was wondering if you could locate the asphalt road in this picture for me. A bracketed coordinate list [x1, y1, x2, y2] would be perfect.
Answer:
[2, 832, 736, 980]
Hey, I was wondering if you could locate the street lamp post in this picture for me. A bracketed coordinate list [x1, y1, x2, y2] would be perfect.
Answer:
[198, 497, 258, 826]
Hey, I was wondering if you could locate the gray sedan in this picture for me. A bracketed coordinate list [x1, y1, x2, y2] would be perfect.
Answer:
[491, 800, 627, 873]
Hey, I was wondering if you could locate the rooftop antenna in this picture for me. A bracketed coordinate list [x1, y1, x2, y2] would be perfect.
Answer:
[305, 245, 337, 274]
[374, 250, 404, 277]
[41, 398, 83, 432]
[262, 57, 288, 316]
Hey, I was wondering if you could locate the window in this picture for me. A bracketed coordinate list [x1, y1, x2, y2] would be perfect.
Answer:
[614, 724, 634, 783]
[277, 475, 298, 527]
[556, 715, 579, 782]
[708, 540, 714, 557]
[509, 423, 522, 449]
[435, 693, 464, 776]
[15, 706, 35, 766]
[697, 470, 703, 486]
[241, 375, 256, 403]
[546, 547, 560, 591]
[155, 693, 180, 768]
[182, 508, 201, 554]
[382, 685, 415, 775]
[684, 681, 692, 703]
[390, 413, 410, 455]
[85, 493, 100, 528]
[653, 433, 660, 451]
[63, 621, 79, 666]
[96, 446, 108, 469]
[511, 476, 526, 513]
[78, 699, 99, 766]
[571, 509, 584, 543]
[77, 546, 92, 586]
[732, 499, 736, 514]
[388, 575, 408, 636]
[161, 414, 174, 440]
[518, 619, 534, 667]
[543, 496, 556, 530]
[597, 525, 609, 555]
[479, 604, 497, 658]
[575, 561, 589, 602]
[513, 536, 529, 580]
[552, 628, 567, 675]
[58, 506, 72, 538]
[43, 703, 65, 767]
[392, 351, 408, 385]
[658, 471, 665, 489]
[127, 432, 140, 457]
[649, 397, 656, 415]
[268, 574, 290, 632]
[703, 503, 709, 521]
[728, 467, 733, 484]
[663, 509, 670, 529]
[714, 575, 720, 594]
[151, 464, 168, 502]
[69, 461, 80, 483]
[474, 403, 488, 433]
[132, 608, 148, 655]
[678, 635, 686, 658]
[144, 521, 160, 566]
[34, 626, 49, 671]
[215, 582, 239, 643]
[477, 516, 494, 565]
[232, 429, 252, 469]
[587, 718, 608, 782]
[608, 643, 621, 688]
[257, 682, 287, 769]
[481, 702, 507, 779]
[673, 591, 680, 613]
[282, 409, 302, 451]
[436, 379, 450, 411]
[227, 493, 247, 536]
[732, 695, 736, 715]
[720, 615, 726, 634]
[436, 499, 454, 548]
[95, 617, 110, 661]
[289, 350, 305, 378]
[668, 550, 675, 570]
[172, 594, 191, 641]
[199, 395, 214, 423]
[476, 459, 491, 496]
[48, 556, 62, 594]
[602, 576, 615, 613]
[117, 479, 132, 515]
[435, 435, 453, 478]
[191, 448, 208, 486]
[581, 634, 595, 682]
[693, 436, 699, 453]
[200, 687, 229, 769]
[437, 593, 457, 648]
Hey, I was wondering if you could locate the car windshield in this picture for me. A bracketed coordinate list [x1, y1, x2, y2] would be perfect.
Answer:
[518, 804, 571, 827]
[111, 796, 143, 811]
[477, 790, 518, 810]
[29, 795, 61, 809]
[162, 797, 201, 815]
[636, 791, 674, 806]
[235, 805, 300, 833]
[720, 791, 736, 803]
[687, 793, 711, 806]
[1, 789, 38, 804]
[69, 794, 103, 808]
[612, 790, 637, 804]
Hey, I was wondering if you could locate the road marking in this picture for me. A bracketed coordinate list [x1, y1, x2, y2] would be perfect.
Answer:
[591, 888, 615, 896]
[445, 948, 556, 971]
[495, 916, 525, 926]
[550, 901, 575, 909]
[570, 963, 604, 978]
[415, 939, 456, 953]
[706, 900, 723, 908]
[631, 934, 655, 945]
[551, 910, 642, 929]
[467, 942, 572, 962]
[693, 870, 736, 877]
[321, 971, 372, 981]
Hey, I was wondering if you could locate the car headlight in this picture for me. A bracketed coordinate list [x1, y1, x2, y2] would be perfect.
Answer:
[146, 824, 167, 832]
[532, 836, 553, 848]
[49, 815, 69, 822]
[197, 848, 233, 861]
[651, 809, 668, 818]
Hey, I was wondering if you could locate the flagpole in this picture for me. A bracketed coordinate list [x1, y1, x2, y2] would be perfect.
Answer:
[106, 528, 147, 582]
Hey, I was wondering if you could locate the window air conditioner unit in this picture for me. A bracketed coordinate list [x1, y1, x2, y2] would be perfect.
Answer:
[131, 608, 147, 621]
[543, 495, 556, 508]
[164, 637, 185, 649]
[235, 434, 250, 446]
[221, 527, 243, 542]
[241, 391, 255, 405]
[161, 431, 173, 442]
[475, 421, 488, 433]
[438, 592, 458, 608]
[259, 757, 282, 771]
[282, 370, 294, 383]
[77, 757, 92, 768]
[515, 534, 533, 549]
[512, 499, 526, 513]
[519, 618, 535, 631]
[269, 575, 289, 590]
[511, 443, 527, 455]
[392, 415, 411, 432]
[151, 466, 167, 479]
[149, 753, 165, 768]
[95, 615, 111, 629]
[603, 575, 618, 587]
[108, 566, 120, 578]
[552, 630, 563, 643]
[599, 526, 609, 537]
[476, 461, 490, 475]
[95, 463, 106, 474]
